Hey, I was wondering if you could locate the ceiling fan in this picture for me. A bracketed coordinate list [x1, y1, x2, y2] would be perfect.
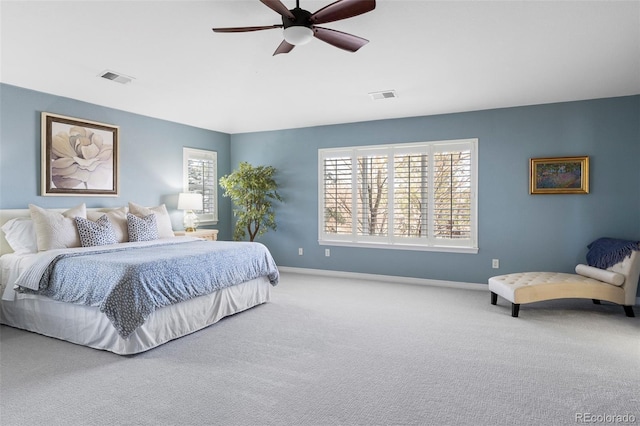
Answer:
[212, 0, 376, 55]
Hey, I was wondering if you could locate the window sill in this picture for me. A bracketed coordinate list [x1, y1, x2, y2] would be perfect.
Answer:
[318, 240, 478, 254]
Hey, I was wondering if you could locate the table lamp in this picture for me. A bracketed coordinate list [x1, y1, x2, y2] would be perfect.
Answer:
[177, 192, 203, 232]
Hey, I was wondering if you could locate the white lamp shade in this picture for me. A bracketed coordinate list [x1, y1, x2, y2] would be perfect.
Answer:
[283, 26, 313, 45]
[177, 192, 203, 211]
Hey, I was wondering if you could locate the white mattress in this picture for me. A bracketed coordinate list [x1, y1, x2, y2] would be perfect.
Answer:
[0, 253, 271, 355]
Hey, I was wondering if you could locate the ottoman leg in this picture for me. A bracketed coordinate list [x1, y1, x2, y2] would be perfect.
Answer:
[490, 292, 497, 305]
[623, 306, 635, 317]
[592, 299, 601, 305]
[511, 303, 520, 318]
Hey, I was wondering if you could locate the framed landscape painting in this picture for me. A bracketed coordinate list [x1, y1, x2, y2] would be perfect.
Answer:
[529, 156, 589, 194]
[41, 112, 119, 196]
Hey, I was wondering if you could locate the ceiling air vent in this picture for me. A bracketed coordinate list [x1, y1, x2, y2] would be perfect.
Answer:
[369, 90, 398, 100]
[99, 70, 134, 85]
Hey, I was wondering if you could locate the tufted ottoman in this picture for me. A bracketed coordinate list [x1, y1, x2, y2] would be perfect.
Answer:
[488, 271, 630, 317]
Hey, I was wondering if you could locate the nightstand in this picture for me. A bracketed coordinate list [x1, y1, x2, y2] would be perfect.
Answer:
[174, 229, 218, 241]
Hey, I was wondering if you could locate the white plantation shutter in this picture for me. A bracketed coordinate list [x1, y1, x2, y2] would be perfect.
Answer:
[393, 152, 428, 238]
[319, 139, 477, 253]
[357, 154, 388, 237]
[323, 155, 353, 235]
[432, 147, 472, 241]
[183, 148, 218, 223]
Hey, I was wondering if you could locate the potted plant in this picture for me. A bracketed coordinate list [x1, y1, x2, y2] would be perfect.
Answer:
[219, 162, 282, 242]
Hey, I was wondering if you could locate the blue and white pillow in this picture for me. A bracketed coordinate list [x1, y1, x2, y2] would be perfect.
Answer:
[75, 215, 118, 247]
[127, 213, 158, 242]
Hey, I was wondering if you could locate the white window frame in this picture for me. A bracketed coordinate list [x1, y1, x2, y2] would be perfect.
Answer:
[318, 139, 478, 254]
[183, 147, 218, 224]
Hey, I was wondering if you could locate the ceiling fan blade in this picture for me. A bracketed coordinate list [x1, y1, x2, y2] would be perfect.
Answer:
[273, 40, 295, 56]
[310, 0, 375, 25]
[260, 0, 295, 19]
[212, 25, 282, 33]
[313, 26, 369, 52]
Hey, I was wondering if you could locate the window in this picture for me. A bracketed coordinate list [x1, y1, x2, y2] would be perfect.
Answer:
[183, 147, 217, 224]
[319, 139, 477, 253]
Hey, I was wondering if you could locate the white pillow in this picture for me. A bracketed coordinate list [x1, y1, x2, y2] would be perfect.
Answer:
[87, 207, 128, 243]
[1, 218, 38, 254]
[575, 264, 625, 287]
[29, 203, 87, 251]
[128, 202, 173, 238]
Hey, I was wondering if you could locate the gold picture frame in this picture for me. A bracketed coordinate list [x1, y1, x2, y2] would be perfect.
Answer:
[41, 112, 119, 196]
[529, 156, 589, 194]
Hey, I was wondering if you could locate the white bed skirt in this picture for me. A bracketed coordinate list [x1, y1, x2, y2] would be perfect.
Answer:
[1, 277, 271, 355]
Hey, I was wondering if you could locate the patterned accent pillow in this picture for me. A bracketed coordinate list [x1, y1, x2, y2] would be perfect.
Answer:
[87, 207, 128, 243]
[127, 213, 158, 242]
[128, 202, 174, 238]
[75, 215, 118, 247]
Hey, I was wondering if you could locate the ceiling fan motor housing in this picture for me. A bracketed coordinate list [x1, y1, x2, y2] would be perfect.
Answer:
[282, 7, 312, 30]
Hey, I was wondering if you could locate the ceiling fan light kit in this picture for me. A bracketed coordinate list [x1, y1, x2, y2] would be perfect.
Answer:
[212, 0, 375, 55]
[283, 26, 313, 45]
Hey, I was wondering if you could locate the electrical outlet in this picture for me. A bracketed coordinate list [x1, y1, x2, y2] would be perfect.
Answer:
[298, 248, 303, 256]
[492, 259, 500, 269]
[325, 248, 330, 257]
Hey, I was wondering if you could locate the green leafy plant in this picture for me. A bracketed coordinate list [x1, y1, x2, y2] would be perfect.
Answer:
[219, 162, 282, 242]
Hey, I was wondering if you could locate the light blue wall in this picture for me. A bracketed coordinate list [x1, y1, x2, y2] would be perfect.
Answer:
[231, 96, 640, 284]
[2, 83, 638, 284]
[0, 84, 234, 240]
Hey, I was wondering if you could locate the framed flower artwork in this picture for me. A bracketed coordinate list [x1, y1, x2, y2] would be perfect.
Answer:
[41, 112, 119, 196]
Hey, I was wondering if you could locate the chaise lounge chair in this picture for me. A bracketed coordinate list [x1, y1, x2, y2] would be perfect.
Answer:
[489, 239, 640, 317]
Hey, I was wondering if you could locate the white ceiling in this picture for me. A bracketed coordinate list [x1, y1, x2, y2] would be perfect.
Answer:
[1, 0, 639, 134]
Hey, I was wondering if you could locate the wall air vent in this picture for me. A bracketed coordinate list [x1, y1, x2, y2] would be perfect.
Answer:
[369, 90, 398, 100]
[99, 70, 134, 85]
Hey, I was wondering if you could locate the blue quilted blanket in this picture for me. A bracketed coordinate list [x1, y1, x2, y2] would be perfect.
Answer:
[18, 239, 279, 338]
[586, 237, 640, 269]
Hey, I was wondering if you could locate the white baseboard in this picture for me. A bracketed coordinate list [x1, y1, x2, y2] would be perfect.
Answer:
[277, 266, 487, 292]
[279, 267, 640, 306]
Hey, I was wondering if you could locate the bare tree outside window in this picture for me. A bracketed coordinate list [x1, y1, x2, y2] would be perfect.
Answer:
[319, 139, 477, 252]
[394, 153, 428, 238]
[323, 157, 352, 234]
[433, 151, 471, 240]
[357, 155, 387, 236]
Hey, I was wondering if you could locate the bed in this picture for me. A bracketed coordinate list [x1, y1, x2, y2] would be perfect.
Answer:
[0, 204, 279, 355]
